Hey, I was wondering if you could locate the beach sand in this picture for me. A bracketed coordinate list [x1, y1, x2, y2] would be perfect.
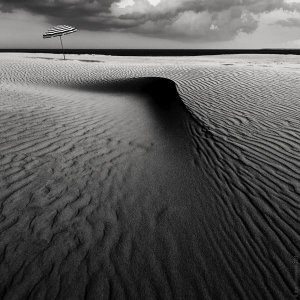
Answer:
[0, 53, 299, 299]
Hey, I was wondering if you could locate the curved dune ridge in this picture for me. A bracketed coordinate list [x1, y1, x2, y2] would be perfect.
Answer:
[0, 54, 299, 299]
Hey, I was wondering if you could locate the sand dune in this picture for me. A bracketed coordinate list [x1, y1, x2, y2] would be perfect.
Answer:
[0, 53, 299, 299]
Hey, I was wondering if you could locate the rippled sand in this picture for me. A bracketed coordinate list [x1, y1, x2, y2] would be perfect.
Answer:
[0, 53, 299, 300]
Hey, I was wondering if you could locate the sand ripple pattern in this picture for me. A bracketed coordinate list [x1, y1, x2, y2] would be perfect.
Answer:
[0, 55, 299, 299]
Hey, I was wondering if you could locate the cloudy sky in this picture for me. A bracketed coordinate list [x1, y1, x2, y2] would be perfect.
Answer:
[1, 0, 300, 48]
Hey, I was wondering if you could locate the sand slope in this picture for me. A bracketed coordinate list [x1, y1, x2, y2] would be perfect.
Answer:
[0, 54, 299, 299]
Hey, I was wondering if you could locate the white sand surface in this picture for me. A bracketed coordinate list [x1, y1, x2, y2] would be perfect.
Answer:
[0, 53, 299, 299]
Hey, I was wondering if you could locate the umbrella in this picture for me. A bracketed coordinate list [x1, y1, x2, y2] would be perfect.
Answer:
[43, 25, 77, 60]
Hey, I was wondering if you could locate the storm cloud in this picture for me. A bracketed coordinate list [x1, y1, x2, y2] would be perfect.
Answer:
[276, 17, 300, 26]
[0, 0, 298, 40]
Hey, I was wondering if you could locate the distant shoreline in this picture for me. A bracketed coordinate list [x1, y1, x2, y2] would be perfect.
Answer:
[0, 49, 300, 56]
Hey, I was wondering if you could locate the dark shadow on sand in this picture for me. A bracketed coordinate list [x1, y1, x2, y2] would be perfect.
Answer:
[74, 77, 185, 108]
[69, 77, 212, 138]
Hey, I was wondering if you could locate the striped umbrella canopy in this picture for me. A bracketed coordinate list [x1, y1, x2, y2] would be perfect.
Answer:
[43, 25, 78, 60]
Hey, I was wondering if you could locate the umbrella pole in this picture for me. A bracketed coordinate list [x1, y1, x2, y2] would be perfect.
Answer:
[59, 35, 66, 60]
